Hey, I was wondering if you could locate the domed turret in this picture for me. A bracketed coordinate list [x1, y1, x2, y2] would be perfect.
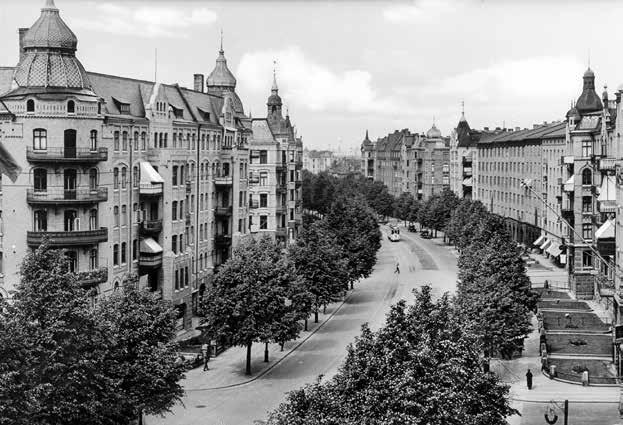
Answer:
[206, 34, 237, 93]
[575, 67, 603, 114]
[426, 123, 442, 139]
[267, 69, 283, 120]
[12, 0, 92, 91]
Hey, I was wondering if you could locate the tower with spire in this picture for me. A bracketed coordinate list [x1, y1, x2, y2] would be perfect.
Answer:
[206, 31, 237, 96]
[267, 65, 283, 122]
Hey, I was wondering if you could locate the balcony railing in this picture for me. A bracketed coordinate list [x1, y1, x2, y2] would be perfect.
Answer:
[249, 201, 259, 209]
[185, 180, 192, 193]
[27, 187, 107, 205]
[27, 227, 108, 247]
[75, 267, 108, 288]
[139, 182, 163, 196]
[27, 147, 108, 163]
[598, 157, 616, 171]
[139, 252, 163, 269]
[214, 234, 232, 246]
[276, 228, 287, 238]
[561, 155, 574, 165]
[140, 219, 162, 235]
[215, 206, 233, 216]
[214, 175, 233, 186]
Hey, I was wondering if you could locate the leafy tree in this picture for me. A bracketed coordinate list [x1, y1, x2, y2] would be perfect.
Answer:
[201, 237, 306, 375]
[395, 193, 415, 225]
[289, 220, 349, 323]
[0, 243, 183, 425]
[446, 200, 489, 250]
[267, 286, 517, 424]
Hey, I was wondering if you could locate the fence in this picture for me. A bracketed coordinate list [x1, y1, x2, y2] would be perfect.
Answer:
[532, 280, 569, 290]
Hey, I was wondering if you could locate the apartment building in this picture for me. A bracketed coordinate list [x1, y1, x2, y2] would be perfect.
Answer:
[0, 0, 301, 331]
[302, 149, 333, 174]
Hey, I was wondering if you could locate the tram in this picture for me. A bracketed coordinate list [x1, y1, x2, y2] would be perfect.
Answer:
[388, 224, 401, 242]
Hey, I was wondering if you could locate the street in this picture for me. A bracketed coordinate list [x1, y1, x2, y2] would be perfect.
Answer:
[150, 225, 458, 425]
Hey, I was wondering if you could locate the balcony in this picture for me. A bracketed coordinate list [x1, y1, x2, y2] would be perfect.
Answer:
[249, 201, 259, 209]
[214, 234, 232, 246]
[75, 267, 108, 288]
[276, 204, 287, 214]
[463, 167, 472, 177]
[598, 157, 616, 171]
[276, 184, 287, 194]
[214, 175, 233, 186]
[140, 219, 163, 235]
[27, 187, 107, 205]
[27, 147, 108, 163]
[561, 207, 574, 225]
[139, 252, 162, 270]
[27, 227, 108, 247]
[215, 206, 233, 216]
[139, 182, 163, 196]
[275, 163, 286, 172]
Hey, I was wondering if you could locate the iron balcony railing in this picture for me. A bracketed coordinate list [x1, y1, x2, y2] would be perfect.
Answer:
[27, 187, 107, 204]
[27, 147, 108, 163]
[27, 227, 108, 247]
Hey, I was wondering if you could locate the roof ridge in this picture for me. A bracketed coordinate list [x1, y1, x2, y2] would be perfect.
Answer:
[87, 71, 155, 85]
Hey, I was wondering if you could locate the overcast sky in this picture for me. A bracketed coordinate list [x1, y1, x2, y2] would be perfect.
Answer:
[1, 0, 622, 152]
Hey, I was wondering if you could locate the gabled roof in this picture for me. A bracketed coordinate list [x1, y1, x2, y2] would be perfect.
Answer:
[250, 119, 275, 144]
[88, 72, 152, 118]
[477, 122, 566, 145]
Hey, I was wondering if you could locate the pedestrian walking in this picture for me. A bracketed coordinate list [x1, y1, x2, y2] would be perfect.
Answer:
[201, 343, 210, 371]
[394, 262, 400, 274]
[526, 369, 533, 390]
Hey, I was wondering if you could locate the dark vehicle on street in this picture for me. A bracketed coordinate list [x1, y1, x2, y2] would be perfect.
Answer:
[408, 224, 417, 232]
[420, 230, 432, 239]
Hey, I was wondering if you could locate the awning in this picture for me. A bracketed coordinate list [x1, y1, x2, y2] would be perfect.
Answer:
[462, 177, 473, 186]
[563, 175, 574, 192]
[595, 219, 615, 240]
[546, 242, 562, 257]
[540, 239, 552, 250]
[140, 161, 164, 184]
[597, 175, 616, 202]
[533, 235, 545, 246]
[140, 237, 163, 254]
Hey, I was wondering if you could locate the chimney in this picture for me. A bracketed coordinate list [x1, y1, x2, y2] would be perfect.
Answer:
[18, 28, 28, 63]
[483, 126, 489, 131]
[193, 73, 204, 93]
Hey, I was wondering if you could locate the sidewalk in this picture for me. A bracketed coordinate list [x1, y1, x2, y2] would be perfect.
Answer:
[181, 299, 347, 391]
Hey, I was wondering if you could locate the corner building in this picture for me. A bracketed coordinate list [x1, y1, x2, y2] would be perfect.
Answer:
[0, 0, 300, 333]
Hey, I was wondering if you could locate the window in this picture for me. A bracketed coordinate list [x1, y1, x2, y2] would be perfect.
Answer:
[179, 234, 183, 252]
[141, 132, 147, 150]
[180, 166, 185, 184]
[114, 131, 120, 151]
[582, 196, 592, 213]
[175, 270, 179, 290]
[33, 168, 47, 191]
[90, 130, 97, 151]
[581, 140, 592, 158]
[121, 242, 127, 264]
[121, 167, 127, 189]
[172, 235, 178, 254]
[582, 251, 592, 268]
[223, 162, 230, 177]
[114, 206, 119, 227]
[290, 209, 294, 220]
[89, 209, 97, 230]
[180, 201, 184, 218]
[581, 168, 592, 186]
[260, 171, 268, 186]
[172, 166, 178, 186]
[582, 223, 592, 240]
[185, 267, 189, 288]
[133, 165, 139, 187]
[199, 224, 203, 241]
[260, 193, 268, 208]
[67, 100, 75, 114]
[90, 248, 98, 269]
[260, 150, 268, 164]
[122, 205, 127, 226]
[34, 210, 47, 231]
[132, 239, 138, 261]
[290, 189, 294, 201]
[260, 215, 268, 230]
[113, 244, 119, 266]
[172, 201, 178, 220]
[26, 99, 34, 113]
[113, 167, 119, 189]
[122, 131, 128, 151]
[33, 129, 47, 150]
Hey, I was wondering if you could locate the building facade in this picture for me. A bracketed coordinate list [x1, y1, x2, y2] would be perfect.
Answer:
[0, 0, 302, 332]
[302, 149, 333, 174]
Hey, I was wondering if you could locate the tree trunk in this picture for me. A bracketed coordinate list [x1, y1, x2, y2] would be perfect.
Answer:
[246, 342, 252, 375]
[314, 308, 319, 323]
[304, 318, 308, 331]
[280, 341, 284, 351]
[323, 304, 327, 314]
[138, 410, 143, 425]
[350, 281, 354, 290]
[264, 341, 269, 363]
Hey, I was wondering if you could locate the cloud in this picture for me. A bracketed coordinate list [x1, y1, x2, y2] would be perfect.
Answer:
[236, 46, 413, 116]
[383, 0, 458, 22]
[433, 56, 585, 103]
[72, 3, 217, 38]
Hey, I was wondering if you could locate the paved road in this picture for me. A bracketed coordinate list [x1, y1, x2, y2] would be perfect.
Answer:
[151, 225, 458, 425]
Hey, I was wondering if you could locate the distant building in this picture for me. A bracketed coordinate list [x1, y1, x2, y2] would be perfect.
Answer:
[302, 149, 333, 174]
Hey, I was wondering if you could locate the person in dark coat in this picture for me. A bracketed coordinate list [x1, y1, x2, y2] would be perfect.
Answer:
[526, 369, 533, 389]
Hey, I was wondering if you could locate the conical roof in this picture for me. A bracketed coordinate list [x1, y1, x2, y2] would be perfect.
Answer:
[576, 67, 603, 114]
[426, 123, 442, 138]
[207, 48, 237, 89]
[11, 0, 91, 91]
[22, 0, 77, 51]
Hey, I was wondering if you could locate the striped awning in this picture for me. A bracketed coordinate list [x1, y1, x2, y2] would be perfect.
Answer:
[595, 219, 615, 240]
[546, 242, 562, 258]
[540, 239, 552, 250]
[533, 235, 545, 246]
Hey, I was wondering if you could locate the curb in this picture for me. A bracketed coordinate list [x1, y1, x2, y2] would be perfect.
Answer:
[184, 289, 355, 392]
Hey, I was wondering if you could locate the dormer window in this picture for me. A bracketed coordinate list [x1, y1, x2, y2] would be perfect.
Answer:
[26, 99, 35, 113]
[119, 104, 130, 114]
[67, 100, 75, 114]
[169, 104, 184, 119]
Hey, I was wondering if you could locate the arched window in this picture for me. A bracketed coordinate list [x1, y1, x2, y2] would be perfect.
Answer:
[113, 131, 120, 151]
[133, 132, 139, 151]
[89, 208, 97, 230]
[34, 210, 47, 231]
[113, 167, 119, 189]
[141, 132, 147, 150]
[90, 130, 97, 151]
[153, 132, 158, 149]
[121, 205, 127, 226]
[97, 102, 102, 115]
[33, 168, 47, 191]
[113, 244, 119, 266]
[582, 168, 592, 186]
[121, 167, 127, 189]
[33, 129, 47, 150]
[26, 99, 35, 113]
[89, 168, 97, 190]
[113, 206, 119, 227]
[121, 242, 127, 264]
[67, 100, 75, 114]
[133, 165, 139, 187]
[200, 163, 204, 180]
[122, 131, 128, 151]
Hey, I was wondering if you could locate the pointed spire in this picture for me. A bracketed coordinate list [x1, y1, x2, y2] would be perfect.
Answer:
[272, 60, 278, 93]
[460, 100, 466, 122]
[220, 28, 224, 53]
[43, 0, 58, 10]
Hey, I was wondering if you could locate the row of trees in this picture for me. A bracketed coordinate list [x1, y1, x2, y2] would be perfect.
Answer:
[0, 244, 184, 425]
[202, 190, 381, 375]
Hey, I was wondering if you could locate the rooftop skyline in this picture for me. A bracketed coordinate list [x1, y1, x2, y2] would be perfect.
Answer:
[1, 0, 621, 150]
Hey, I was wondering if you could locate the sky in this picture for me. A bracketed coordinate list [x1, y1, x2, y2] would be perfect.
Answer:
[1, 0, 622, 152]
